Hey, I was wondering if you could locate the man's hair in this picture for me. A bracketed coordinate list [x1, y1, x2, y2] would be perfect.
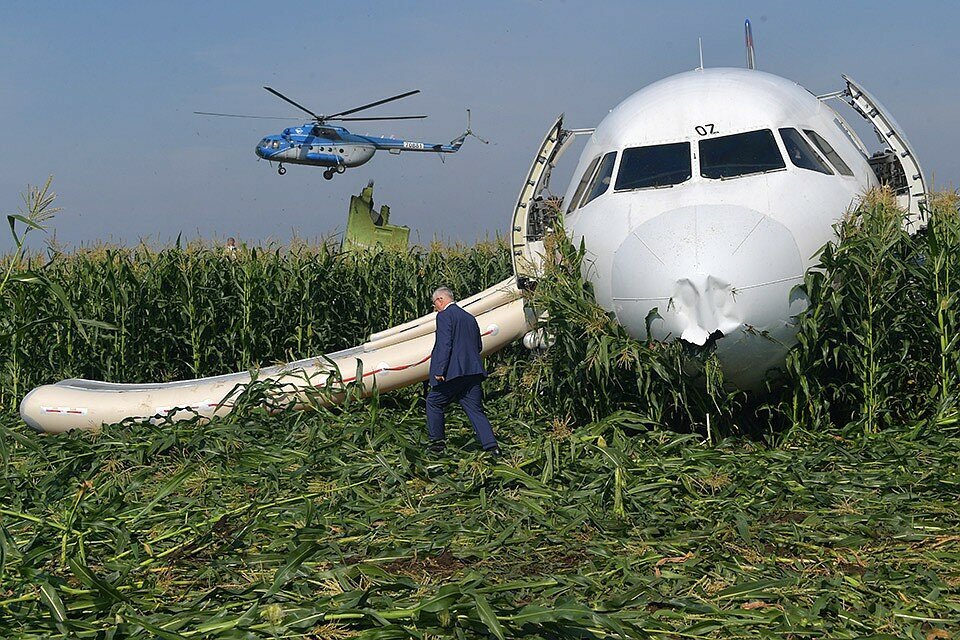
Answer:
[432, 286, 455, 302]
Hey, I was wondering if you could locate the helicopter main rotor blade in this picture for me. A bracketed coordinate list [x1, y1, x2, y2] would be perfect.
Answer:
[330, 115, 428, 122]
[263, 87, 323, 121]
[194, 111, 300, 121]
[326, 89, 421, 119]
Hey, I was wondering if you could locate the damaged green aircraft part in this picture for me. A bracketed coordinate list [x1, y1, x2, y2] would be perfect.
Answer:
[343, 182, 409, 251]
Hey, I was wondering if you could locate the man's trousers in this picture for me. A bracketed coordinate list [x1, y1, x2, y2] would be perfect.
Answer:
[426, 374, 497, 450]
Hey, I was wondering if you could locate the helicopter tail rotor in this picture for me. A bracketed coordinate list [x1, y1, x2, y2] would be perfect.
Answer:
[450, 109, 490, 149]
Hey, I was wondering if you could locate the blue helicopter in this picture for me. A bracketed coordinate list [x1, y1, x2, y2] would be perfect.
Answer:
[196, 87, 485, 179]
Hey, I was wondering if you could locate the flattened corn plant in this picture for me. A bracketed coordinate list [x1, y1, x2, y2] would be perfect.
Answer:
[1, 393, 959, 638]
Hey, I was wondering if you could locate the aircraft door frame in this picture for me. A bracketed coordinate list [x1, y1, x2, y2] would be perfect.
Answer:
[510, 115, 584, 288]
[842, 74, 928, 232]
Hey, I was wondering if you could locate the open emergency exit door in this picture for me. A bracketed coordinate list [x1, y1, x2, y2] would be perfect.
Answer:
[842, 75, 928, 232]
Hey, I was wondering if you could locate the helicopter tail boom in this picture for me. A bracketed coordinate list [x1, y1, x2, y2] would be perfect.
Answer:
[366, 110, 488, 154]
[447, 132, 469, 151]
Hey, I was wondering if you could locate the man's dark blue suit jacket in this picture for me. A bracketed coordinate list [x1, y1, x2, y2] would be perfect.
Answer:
[429, 302, 487, 387]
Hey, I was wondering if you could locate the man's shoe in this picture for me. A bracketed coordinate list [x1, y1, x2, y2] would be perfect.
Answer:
[427, 440, 446, 454]
[484, 446, 503, 457]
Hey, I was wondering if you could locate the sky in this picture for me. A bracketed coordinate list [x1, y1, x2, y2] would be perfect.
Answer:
[1, 1, 958, 253]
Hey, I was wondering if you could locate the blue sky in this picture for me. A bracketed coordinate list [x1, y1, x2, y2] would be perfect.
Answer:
[2, 1, 958, 252]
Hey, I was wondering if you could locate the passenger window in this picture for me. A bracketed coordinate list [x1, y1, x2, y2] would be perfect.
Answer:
[615, 142, 691, 191]
[779, 128, 833, 175]
[579, 151, 617, 207]
[699, 129, 785, 179]
[803, 130, 854, 176]
[567, 155, 601, 213]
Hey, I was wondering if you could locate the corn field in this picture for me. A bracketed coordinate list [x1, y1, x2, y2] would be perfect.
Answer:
[0, 239, 510, 411]
[1, 190, 959, 638]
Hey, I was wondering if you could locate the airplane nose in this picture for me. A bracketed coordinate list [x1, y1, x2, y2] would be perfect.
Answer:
[610, 205, 808, 388]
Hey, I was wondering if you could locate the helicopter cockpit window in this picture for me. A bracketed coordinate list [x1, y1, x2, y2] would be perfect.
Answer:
[567, 155, 601, 213]
[699, 129, 785, 179]
[803, 130, 854, 176]
[579, 151, 617, 208]
[313, 127, 340, 141]
[271, 140, 280, 149]
[615, 142, 691, 191]
[779, 128, 833, 175]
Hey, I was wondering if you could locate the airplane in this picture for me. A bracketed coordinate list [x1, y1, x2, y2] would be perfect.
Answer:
[196, 87, 485, 179]
[511, 19, 927, 390]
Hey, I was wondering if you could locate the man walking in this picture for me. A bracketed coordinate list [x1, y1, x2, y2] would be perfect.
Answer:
[426, 286, 501, 456]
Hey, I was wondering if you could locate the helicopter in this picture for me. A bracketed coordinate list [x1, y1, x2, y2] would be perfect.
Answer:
[196, 87, 485, 179]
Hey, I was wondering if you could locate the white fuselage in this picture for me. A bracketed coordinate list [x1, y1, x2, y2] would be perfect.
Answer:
[562, 68, 877, 388]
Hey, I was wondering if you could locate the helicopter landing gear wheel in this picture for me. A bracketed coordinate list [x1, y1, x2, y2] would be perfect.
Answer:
[278, 165, 286, 175]
[323, 169, 334, 180]
[335, 164, 346, 174]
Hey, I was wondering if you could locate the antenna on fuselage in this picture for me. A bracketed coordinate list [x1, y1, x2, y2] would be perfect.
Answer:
[698, 37, 704, 70]
[745, 19, 756, 69]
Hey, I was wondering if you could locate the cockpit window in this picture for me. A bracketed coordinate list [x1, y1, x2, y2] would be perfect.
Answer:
[779, 128, 833, 175]
[803, 129, 854, 176]
[699, 129, 785, 179]
[614, 142, 691, 191]
[312, 126, 339, 141]
[567, 155, 601, 213]
[579, 151, 617, 207]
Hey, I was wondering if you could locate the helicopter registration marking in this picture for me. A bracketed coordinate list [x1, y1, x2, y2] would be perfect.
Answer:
[403, 141, 425, 150]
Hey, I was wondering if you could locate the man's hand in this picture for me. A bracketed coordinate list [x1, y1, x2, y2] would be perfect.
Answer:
[435, 375, 445, 382]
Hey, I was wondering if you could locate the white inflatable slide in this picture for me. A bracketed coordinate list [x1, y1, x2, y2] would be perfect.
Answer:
[20, 278, 530, 433]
